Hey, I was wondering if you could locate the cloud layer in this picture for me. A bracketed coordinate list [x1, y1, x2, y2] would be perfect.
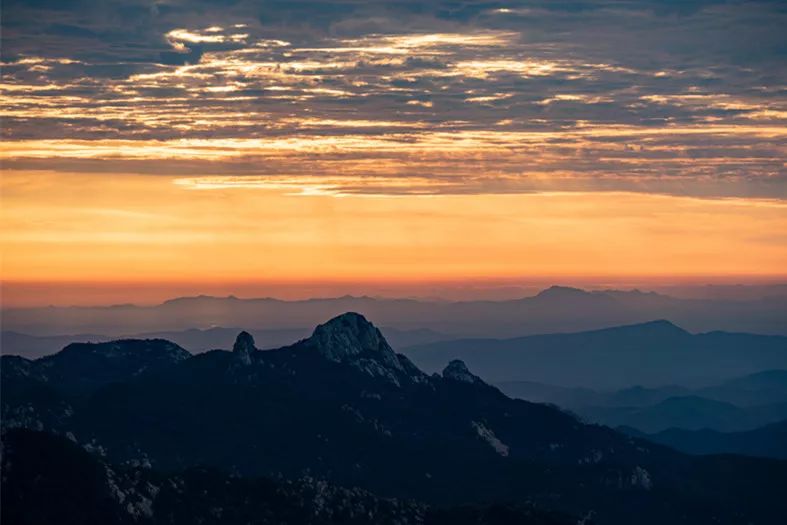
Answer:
[2, 0, 785, 198]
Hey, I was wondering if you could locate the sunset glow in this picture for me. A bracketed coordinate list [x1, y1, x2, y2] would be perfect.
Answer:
[1, 0, 785, 306]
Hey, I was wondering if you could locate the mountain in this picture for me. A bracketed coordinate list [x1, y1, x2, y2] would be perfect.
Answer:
[578, 396, 787, 433]
[698, 370, 787, 406]
[499, 372, 787, 411]
[1, 429, 573, 525]
[4, 312, 787, 524]
[495, 380, 610, 407]
[0, 331, 112, 359]
[405, 321, 787, 389]
[20, 339, 190, 393]
[499, 371, 787, 434]
[622, 420, 787, 460]
[1, 326, 449, 359]
[3, 286, 786, 338]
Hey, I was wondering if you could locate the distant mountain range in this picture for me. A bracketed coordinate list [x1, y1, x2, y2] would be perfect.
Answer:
[499, 370, 787, 435]
[3, 312, 787, 524]
[500, 370, 787, 409]
[3, 286, 786, 338]
[404, 321, 787, 389]
[579, 396, 787, 434]
[621, 421, 787, 460]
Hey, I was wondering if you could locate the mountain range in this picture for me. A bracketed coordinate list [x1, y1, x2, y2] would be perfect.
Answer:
[623, 420, 787, 460]
[3, 312, 787, 524]
[578, 396, 787, 434]
[3, 286, 786, 338]
[404, 320, 787, 389]
[1, 325, 449, 360]
[498, 370, 787, 435]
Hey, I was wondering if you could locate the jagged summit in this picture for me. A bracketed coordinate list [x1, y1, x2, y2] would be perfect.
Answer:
[309, 312, 399, 366]
[233, 331, 256, 365]
[442, 359, 484, 384]
[304, 312, 425, 385]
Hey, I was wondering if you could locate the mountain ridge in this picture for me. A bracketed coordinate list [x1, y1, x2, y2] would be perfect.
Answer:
[4, 313, 787, 523]
[405, 322, 787, 389]
[620, 420, 787, 460]
[4, 286, 786, 338]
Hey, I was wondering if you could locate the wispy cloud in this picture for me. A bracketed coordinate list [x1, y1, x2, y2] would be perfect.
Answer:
[1, 0, 785, 199]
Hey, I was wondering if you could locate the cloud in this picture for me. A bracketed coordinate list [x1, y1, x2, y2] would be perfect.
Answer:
[1, 0, 785, 199]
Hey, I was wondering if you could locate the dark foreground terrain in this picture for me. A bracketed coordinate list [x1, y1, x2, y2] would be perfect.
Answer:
[3, 313, 787, 524]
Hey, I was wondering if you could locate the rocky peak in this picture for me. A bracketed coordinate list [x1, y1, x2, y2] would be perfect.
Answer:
[233, 331, 256, 365]
[309, 313, 400, 367]
[442, 359, 483, 384]
[305, 313, 428, 385]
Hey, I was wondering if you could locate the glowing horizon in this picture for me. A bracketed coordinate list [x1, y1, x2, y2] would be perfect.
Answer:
[1, 1, 785, 307]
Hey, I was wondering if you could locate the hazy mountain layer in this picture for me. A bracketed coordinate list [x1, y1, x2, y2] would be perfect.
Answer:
[621, 421, 787, 460]
[499, 371, 787, 434]
[405, 321, 787, 389]
[3, 286, 786, 338]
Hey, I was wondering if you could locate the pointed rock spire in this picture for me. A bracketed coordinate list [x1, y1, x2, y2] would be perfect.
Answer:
[442, 359, 483, 384]
[233, 331, 256, 365]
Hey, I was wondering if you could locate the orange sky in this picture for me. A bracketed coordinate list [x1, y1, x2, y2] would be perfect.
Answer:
[2, 7, 786, 307]
[2, 170, 786, 306]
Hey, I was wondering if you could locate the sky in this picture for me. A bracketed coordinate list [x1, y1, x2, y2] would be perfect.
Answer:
[1, 0, 786, 306]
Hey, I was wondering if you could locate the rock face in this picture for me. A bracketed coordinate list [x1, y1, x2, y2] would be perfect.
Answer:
[443, 359, 483, 384]
[306, 312, 424, 385]
[310, 313, 398, 365]
[232, 331, 256, 365]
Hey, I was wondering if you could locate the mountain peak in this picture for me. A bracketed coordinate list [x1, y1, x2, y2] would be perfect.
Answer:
[233, 331, 256, 365]
[442, 359, 483, 384]
[632, 319, 688, 335]
[310, 312, 395, 362]
[581, 319, 690, 342]
[304, 312, 430, 385]
[535, 285, 590, 299]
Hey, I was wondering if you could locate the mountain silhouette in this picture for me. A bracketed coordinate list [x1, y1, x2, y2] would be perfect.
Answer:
[3, 313, 787, 524]
[580, 395, 787, 433]
[405, 321, 787, 389]
[621, 420, 787, 460]
[4, 287, 786, 338]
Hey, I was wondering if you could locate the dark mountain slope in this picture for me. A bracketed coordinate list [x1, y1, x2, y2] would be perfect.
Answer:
[12, 338, 190, 394]
[2, 429, 573, 525]
[3, 313, 787, 524]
